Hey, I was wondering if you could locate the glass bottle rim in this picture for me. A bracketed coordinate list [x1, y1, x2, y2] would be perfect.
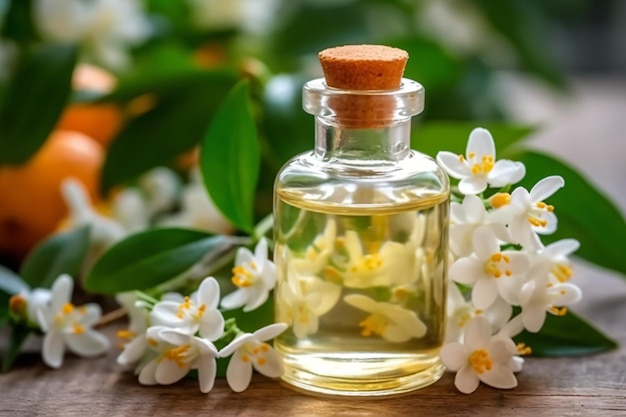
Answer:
[302, 78, 425, 122]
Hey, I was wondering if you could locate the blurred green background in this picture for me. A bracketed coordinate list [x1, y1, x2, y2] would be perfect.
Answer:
[0, 0, 624, 272]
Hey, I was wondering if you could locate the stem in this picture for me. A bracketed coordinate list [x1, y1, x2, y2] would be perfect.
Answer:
[95, 308, 127, 328]
[253, 213, 274, 241]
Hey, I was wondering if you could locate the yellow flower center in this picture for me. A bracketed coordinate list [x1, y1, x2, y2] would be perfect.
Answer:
[551, 264, 573, 282]
[490, 193, 511, 209]
[484, 253, 512, 279]
[164, 345, 191, 369]
[350, 254, 383, 273]
[176, 296, 206, 319]
[549, 306, 567, 316]
[117, 329, 136, 340]
[232, 262, 258, 288]
[528, 201, 555, 228]
[468, 349, 493, 374]
[359, 314, 387, 337]
[8, 294, 27, 315]
[516, 342, 532, 355]
[241, 342, 271, 368]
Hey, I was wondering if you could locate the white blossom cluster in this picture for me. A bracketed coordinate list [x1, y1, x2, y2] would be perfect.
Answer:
[436, 128, 582, 394]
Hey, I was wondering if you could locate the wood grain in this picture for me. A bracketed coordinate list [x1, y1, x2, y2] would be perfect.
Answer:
[1, 264, 624, 417]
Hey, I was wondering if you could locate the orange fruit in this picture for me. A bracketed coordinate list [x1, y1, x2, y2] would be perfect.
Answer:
[56, 64, 123, 147]
[0, 130, 104, 259]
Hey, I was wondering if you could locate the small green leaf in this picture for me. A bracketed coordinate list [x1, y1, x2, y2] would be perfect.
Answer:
[515, 311, 618, 357]
[0, 265, 29, 295]
[412, 122, 534, 159]
[101, 70, 237, 192]
[0, 43, 77, 164]
[201, 81, 260, 233]
[20, 226, 90, 289]
[1, 325, 33, 372]
[0, 292, 9, 325]
[85, 228, 235, 294]
[508, 150, 626, 275]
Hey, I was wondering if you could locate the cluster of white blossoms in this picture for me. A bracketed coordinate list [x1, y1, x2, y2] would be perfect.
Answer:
[436, 128, 583, 394]
[10, 274, 110, 369]
[115, 239, 285, 393]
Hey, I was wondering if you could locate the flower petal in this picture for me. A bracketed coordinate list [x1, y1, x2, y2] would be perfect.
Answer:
[543, 239, 580, 258]
[42, 331, 65, 368]
[234, 247, 255, 267]
[117, 335, 147, 366]
[479, 364, 517, 389]
[487, 160, 526, 187]
[440, 342, 470, 371]
[552, 283, 582, 306]
[50, 274, 73, 313]
[254, 348, 283, 378]
[467, 128, 495, 160]
[254, 238, 268, 261]
[459, 176, 488, 196]
[253, 323, 288, 342]
[529, 176, 564, 202]
[158, 329, 192, 346]
[220, 289, 247, 310]
[65, 330, 110, 357]
[535, 211, 558, 235]
[199, 310, 225, 341]
[462, 194, 486, 224]
[197, 355, 217, 393]
[155, 359, 190, 385]
[522, 307, 547, 333]
[150, 301, 183, 325]
[219, 334, 251, 358]
[436, 152, 471, 179]
[472, 227, 499, 260]
[197, 277, 220, 310]
[226, 351, 253, 392]
[138, 359, 158, 385]
[77, 303, 102, 327]
[455, 366, 480, 394]
[472, 278, 498, 310]
[243, 287, 269, 312]
[464, 316, 491, 350]
[449, 257, 483, 285]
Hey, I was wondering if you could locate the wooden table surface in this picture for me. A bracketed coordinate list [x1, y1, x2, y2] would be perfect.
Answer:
[0, 265, 624, 417]
[1, 78, 625, 416]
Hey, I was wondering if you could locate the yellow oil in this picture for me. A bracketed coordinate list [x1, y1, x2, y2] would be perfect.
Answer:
[274, 189, 449, 396]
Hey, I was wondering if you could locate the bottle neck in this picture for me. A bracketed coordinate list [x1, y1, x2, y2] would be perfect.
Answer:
[314, 117, 412, 162]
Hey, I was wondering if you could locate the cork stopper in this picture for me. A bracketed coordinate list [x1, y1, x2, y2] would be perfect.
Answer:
[314, 45, 410, 128]
[318, 45, 408, 91]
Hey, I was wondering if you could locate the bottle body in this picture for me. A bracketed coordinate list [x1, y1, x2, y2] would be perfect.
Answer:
[273, 79, 450, 396]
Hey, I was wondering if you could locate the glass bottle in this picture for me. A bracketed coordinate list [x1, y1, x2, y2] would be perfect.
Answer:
[273, 68, 450, 396]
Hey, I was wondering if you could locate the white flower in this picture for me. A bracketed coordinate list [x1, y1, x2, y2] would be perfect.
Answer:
[159, 168, 233, 234]
[61, 178, 127, 248]
[508, 176, 565, 249]
[519, 277, 582, 333]
[36, 275, 110, 368]
[151, 277, 224, 340]
[276, 269, 341, 338]
[115, 292, 150, 367]
[112, 167, 181, 233]
[340, 231, 412, 288]
[220, 238, 277, 312]
[138, 327, 218, 393]
[450, 194, 510, 257]
[436, 128, 526, 195]
[446, 283, 511, 343]
[290, 219, 336, 276]
[343, 294, 427, 342]
[219, 323, 287, 392]
[449, 227, 530, 309]
[33, 0, 150, 69]
[440, 316, 518, 394]
[536, 239, 579, 283]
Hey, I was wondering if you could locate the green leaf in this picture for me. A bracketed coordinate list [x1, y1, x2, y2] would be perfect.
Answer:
[0, 265, 29, 295]
[101, 70, 237, 192]
[19, 225, 90, 289]
[508, 150, 626, 275]
[515, 311, 617, 357]
[0, 291, 9, 325]
[0, 0, 39, 45]
[85, 228, 236, 295]
[201, 81, 260, 233]
[0, 43, 77, 164]
[412, 122, 534, 159]
[1, 325, 33, 372]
